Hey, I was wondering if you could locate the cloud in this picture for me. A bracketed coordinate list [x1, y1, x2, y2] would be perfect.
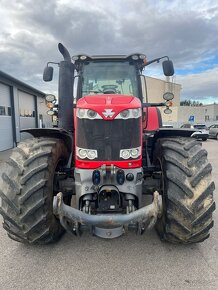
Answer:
[177, 67, 218, 102]
[0, 0, 218, 102]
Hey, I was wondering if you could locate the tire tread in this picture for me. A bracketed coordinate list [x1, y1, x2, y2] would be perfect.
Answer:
[155, 137, 215, 244]
[0, 137, 70, 244]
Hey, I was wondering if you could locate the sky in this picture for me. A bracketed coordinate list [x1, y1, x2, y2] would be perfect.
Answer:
[0, 0, 218, 104]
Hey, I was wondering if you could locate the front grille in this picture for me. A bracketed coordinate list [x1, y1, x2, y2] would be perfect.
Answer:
[76, 118, 141, 161]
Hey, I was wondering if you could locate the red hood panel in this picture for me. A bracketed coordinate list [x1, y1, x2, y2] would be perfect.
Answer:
[83, 96, 106, 105]
[77, 94, 141, 120]
[111, 96, 134, 104]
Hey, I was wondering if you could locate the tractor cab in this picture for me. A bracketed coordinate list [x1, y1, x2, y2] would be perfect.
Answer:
[73, 53, 145, 100]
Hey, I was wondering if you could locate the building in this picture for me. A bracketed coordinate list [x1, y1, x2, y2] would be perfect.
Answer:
[163, 104, 218, 127]
[144, 76, 181, 106]
[143, 76, 181, 123]
[161, 106, 205, 127]
[0, 71, 52, 151]
[143, 76, 218, 127]
[204, 104, 218, 122]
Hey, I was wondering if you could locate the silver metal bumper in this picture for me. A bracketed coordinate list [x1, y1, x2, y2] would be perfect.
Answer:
[53, 191, 163, 236]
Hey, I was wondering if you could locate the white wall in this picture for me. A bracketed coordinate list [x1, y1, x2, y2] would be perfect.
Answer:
[37, 96, 53, 128]
[160, 107, 178, 123]
[204, 104, 218, 122]
[0, 82, 14, 150]
[178, 106, 205, 124]
[144, 76, 181, 107]
[142, 76, 181, 123]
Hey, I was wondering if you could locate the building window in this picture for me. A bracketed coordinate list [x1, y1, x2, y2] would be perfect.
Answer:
[0, 106, 6, 115]
[216, 116, 218, 121]
[20, 109, 36, 117]
[8, 107, 11, 116]
[205, 115, 209, 121]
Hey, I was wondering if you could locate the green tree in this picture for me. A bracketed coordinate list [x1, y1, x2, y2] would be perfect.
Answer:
[180, 100, 203, 106]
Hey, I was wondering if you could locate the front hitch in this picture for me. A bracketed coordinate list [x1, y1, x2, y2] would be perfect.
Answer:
[53, 191, 162, 238]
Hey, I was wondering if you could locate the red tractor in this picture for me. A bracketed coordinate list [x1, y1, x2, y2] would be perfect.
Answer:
[0, 43, 215, 244]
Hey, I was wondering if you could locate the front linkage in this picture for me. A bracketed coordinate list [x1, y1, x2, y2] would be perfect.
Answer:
[53, 191, 163, 238]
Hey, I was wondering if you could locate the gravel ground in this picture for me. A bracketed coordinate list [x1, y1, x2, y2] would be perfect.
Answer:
[0, 139, 217, 290]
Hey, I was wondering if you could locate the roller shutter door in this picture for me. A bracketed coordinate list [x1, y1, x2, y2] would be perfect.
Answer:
[18, 91, 36, 139]
[0, 83, 13, 151]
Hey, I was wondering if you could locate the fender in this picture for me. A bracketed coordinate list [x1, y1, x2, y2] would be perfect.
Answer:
[153, 128, 196, 139]
[149, 128, 196, 163]
[143, 107, 162, 132]
[21, 128, 73, 153]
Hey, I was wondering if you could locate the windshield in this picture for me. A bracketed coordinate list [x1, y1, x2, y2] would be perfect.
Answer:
[81, 61, 139, 98]
[193, 125, 206, 129]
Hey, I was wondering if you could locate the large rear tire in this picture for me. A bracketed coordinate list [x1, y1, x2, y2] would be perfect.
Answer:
[154, 137, 215, 244]
[0, 137, 70, 244]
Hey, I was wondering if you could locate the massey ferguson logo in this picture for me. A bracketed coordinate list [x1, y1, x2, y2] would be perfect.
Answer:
[102, 109, 115, 118]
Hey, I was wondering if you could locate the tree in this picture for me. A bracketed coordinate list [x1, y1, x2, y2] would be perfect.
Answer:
[180, 100, 203, 106]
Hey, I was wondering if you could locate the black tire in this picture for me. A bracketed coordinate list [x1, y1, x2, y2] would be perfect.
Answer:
[154, 137, 215, 244]
[202, 138, 207, 141]
[0, 137, 70, 244]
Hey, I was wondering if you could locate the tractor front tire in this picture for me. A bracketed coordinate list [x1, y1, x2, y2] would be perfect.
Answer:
[0, 137, 70, 244]
[154, 137, 215, 244]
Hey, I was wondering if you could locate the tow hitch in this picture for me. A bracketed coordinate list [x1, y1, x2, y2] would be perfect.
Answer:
[53, 191, 162, 239]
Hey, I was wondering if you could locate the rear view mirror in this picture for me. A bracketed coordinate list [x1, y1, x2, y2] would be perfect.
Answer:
[43, 66, 54, 82]
[162, 60, 174, 76]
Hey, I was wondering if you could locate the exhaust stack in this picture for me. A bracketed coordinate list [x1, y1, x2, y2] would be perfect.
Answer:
[58, 43, 75, 132]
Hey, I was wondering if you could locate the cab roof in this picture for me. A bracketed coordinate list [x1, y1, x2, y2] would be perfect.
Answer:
[72, 53, 146, 62]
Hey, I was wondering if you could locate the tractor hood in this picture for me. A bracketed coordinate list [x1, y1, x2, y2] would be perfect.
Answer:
[76, 94, 141, 120]
[75, 94, 142, 168]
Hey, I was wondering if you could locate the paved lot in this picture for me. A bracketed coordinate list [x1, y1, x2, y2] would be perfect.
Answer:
[0, 140, 217, 290]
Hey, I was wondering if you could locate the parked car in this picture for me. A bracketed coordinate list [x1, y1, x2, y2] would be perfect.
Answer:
[180, 123, 209, 141]
[209, 124, 218, 139]
[162, 124, 174, 128]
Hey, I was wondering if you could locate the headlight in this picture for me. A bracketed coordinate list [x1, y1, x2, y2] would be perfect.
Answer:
[45, 94, 56, 102]
[78, 108, 85, 118]
[47, 110, 54, 116]
[163, 92, 174, 101]
[164, 108, 172, 114]
[87, 150, 97, 160]
[139, 54, 146, 60]
[80, 55, 87, 60]
[116, 108, 141, 119]
[120, 147, 141, 160]
[72, 55, 79, 61]
[77, 109, 102, 119]
[78, 148, 87, 159]
[120, 110, 130, 119]
[120, 149, 131, 160]
[132, 108, 140, 118]
[76, 147, 97, 160]
[87, 110, 97, 119]
[131, 55, 139, 60]
[131, 148, 139, 158]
